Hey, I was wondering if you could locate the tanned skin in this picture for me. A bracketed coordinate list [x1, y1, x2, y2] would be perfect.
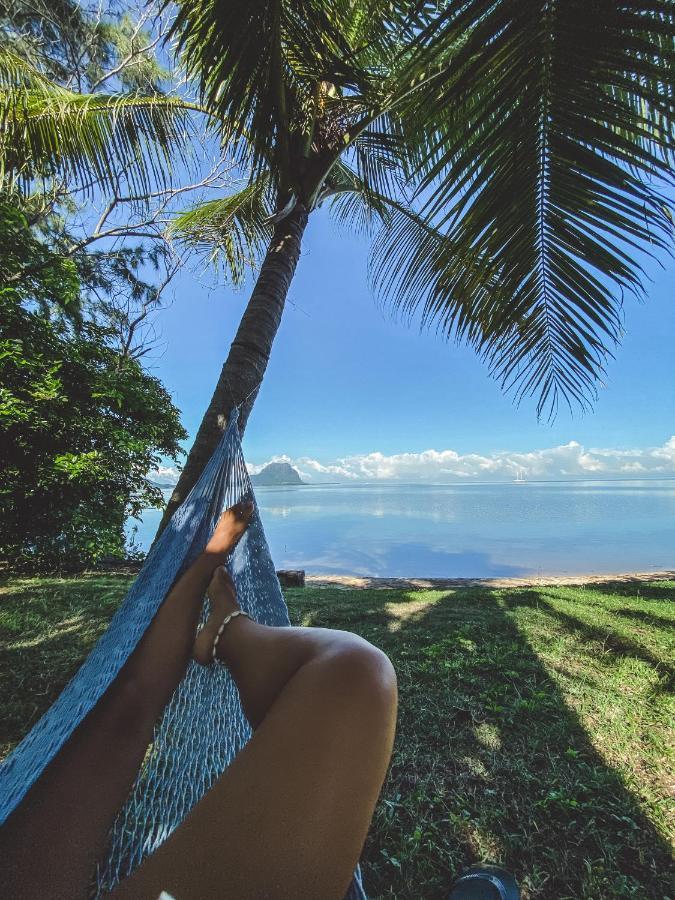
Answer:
[2, 502, 398, 900]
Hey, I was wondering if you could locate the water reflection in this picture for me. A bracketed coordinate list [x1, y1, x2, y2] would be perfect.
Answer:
[130, 480, 675, 578]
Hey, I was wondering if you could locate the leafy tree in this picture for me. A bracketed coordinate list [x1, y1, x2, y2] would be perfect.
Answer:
[0, 0, 167, 92]
[0, 0, 204, 333]
[0, 2, 232, 568]
[0, 203, 186, 570]
[158, 0, 674, 532]
[0, 196, 80, 312]
[0, 0, 222, 352]
[0, 45, 192, 212]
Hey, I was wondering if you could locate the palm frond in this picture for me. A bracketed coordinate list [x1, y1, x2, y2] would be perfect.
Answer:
[0, 48, 196, 197]
[169, 179, 274, 284]
[349, 115, 413, 195]
[0, 46, 55, 91]
[391, 0, 675, 416]
[327, 164, 498, 349]
[169, 0, 402, 189]
[170, 1, 368, 178]
[325, 159, 391, 232]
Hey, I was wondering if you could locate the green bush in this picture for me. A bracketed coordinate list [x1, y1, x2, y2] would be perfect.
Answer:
[0, 288, 186, 570]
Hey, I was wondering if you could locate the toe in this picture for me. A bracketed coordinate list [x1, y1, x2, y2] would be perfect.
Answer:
[235, 499, 254, 521]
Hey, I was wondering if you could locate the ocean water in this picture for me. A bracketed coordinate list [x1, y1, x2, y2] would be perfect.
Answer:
[128, 479, 675, 578]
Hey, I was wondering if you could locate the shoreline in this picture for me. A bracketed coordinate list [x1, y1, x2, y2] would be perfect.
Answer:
[304, 570, 675, 590]
[67, 564, 675, 589]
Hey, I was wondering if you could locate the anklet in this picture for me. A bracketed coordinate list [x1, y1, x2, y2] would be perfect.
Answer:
[212, 610, 250, 663]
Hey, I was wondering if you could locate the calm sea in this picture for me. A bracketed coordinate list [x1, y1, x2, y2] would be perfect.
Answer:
[128, 480, 675, 578]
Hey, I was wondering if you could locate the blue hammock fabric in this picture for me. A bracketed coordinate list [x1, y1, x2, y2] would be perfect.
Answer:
[0, 410, 367, 899]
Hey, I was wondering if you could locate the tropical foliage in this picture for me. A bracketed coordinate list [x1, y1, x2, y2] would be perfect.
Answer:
[0, 0, 195, 196]
[0, 286, 185, 570]
[0, 3, 191, 569]
[172, 0, 674, 416]
[0, 45, 193, 200]
[0, 0, 166, 89]
[0, 207, 185, 569]
[0, 0, 203, 331]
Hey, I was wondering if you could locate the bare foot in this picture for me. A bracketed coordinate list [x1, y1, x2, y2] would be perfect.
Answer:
[204, 500, 254, 558]
[193, 566, 242, 665]
[193, 567, 294, 727]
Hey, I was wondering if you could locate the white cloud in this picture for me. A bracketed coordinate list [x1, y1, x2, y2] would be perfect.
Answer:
[148, 465, 181, 485]
[246, 437, 675, 484]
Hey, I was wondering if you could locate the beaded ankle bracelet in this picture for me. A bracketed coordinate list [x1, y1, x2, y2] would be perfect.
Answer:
[211, 610, 251, 663]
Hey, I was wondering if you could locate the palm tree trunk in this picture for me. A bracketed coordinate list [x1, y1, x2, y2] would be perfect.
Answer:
[156, 203, 309, 537]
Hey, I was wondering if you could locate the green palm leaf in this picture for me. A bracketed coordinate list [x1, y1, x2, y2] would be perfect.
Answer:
[0, 48, 196, 197]
[169, 0, 396, 185]
[70, 0, 671, 420]
[327, 161, 496, 348]
[169, 179, 274, 284]
[393, 0, 674, 416]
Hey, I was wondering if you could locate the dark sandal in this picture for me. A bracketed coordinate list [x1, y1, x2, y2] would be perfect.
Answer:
[447, 864, 520, 900]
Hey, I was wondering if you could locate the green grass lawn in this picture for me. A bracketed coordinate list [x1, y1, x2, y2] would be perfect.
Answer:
[1, 575, 673, 898]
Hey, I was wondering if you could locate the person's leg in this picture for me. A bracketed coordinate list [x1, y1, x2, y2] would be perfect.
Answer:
[0, 502, 254, 900]
[113, 570, 398, 900]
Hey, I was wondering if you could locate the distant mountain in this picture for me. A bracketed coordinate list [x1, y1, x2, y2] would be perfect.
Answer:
[252, 462, 304, 486]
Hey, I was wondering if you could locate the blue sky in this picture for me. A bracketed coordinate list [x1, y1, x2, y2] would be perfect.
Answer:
[149, 203, 674, 483]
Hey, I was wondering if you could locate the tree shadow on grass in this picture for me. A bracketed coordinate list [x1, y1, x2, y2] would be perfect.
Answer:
[580, 580, 675, 603]
[0, 575, 131, 758]
[560, 578, 675, 629]
[613, 606, 675, 629]
[297, 588, 674, 899]
[3, 579, 672, 899]
[500, 591, 675, 693]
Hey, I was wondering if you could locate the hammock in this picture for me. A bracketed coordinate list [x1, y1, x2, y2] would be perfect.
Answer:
[0, 410, 367, 899]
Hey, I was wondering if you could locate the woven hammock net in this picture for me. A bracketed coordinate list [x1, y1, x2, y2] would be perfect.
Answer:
[0, 411, 366, 899]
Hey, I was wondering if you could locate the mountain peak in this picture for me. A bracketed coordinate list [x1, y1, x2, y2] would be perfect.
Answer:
[251, 461, 304, 486]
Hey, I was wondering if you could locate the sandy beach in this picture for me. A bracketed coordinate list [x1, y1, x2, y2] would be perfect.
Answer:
[305, 569, 675, 590]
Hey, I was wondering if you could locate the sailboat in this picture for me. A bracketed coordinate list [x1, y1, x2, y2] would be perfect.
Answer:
[514, 467, 527, 484]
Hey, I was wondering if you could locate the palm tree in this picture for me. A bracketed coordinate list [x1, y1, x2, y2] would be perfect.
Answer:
[160, 0, 675, 530]
[157, 0, 673, 532]
[0, 47, 195, 214]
